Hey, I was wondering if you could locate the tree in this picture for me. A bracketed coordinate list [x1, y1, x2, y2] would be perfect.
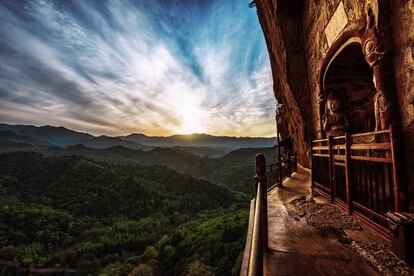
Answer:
[128, 264, 153, 276]
[0, 245, 17, 261]
[185, 260, 214, 276]
[142, 246, 158, 261]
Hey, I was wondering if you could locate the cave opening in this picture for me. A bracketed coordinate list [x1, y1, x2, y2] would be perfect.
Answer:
[323, 43, 376, 135]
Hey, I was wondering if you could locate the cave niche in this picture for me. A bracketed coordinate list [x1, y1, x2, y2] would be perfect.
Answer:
[323, 43, 376, 135]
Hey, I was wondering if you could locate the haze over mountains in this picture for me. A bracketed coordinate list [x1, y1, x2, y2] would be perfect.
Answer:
[0, 123, 276, 152]
[0, 123, 278, 195]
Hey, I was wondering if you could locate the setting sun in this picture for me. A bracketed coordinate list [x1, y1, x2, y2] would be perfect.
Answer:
[177, 118, 203, 135]
[176, 105, 207, 135]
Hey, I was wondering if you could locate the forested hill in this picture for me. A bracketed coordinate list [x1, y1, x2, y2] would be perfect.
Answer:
[0, 152, 239, 216]
[0, 152, 249, 275]
[0, 126, 277, 194]
[122, 133, 276, 149]
[39, 146, 272, 196]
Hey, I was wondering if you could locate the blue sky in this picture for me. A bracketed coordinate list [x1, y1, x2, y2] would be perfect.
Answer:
[0, 0, 275, 137]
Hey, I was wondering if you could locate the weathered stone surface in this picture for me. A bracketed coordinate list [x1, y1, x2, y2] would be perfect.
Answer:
[390, 0, 414, 210]
[255, 0, 414, 210]
[255, 0, 314, 167]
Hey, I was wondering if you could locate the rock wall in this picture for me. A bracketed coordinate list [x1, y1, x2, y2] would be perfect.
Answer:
[254, 0, 372, 166]
[255, 0, 414, 209]
[255, 0, 313, 167]
[390, 0, 414, 210]
[302, 0, 367, 136]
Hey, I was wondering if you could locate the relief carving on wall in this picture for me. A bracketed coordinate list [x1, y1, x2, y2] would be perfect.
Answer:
[361, 10, 385, 67]
[362, 34, 385, 67]
[373, 87, 391, 131]
[362, 2, 391, 131]
[318, 0, 397, 136]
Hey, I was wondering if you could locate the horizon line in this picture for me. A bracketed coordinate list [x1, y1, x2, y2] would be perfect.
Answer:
[0, 122, 277, 139]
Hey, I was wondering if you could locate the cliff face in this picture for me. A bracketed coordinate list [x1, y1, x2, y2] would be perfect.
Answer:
[255, 0, 313, 167]
[390, 1, 414, 208]
[255, 0, 414, 208]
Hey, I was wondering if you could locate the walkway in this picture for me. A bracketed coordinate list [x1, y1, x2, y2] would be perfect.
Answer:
[264, 166, 378, 275]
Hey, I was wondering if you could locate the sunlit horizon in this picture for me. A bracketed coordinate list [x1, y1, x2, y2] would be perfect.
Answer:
[0, 0, 276, 137]
[1, 120, 276, 138]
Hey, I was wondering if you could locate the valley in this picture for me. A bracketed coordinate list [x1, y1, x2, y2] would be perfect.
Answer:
[0, 124, 276, 275]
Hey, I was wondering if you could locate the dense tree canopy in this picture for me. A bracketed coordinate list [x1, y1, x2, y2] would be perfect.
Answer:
[0, 152, 250, 275]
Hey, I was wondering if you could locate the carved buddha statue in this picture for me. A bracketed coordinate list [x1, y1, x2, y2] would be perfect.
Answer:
[323, 93, 349, 137]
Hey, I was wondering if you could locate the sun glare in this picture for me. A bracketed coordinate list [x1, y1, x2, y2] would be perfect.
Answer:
[175, 103, 207, 135]
[177, 117, 203, 134]
[165, 80, 209, 135]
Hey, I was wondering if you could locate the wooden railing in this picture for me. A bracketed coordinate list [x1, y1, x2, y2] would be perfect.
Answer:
[247, 152, 297, 275]
[311, 127, 404, 236]
[267, 153, 297, 190]
[248, 153, 268, 276]
[266, 161, 278, 190]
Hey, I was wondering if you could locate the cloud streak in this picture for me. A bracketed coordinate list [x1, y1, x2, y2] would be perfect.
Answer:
[0, 0, 275, 137]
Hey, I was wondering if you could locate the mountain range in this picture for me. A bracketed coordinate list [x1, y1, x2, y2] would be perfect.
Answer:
[0, 123, 277, 195]
[0, 123, 276, 152]
[0, 123, 276, 273]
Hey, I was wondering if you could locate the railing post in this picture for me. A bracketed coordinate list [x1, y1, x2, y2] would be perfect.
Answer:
[311, 143, 315, 197]
[328, 135, 335, 203]
[277, 145, 283, 187]
[389, 125, 406, 211]
[255, 153, 268, 250]
[294, 152, 297, 172]
[345, 133, 353, 214]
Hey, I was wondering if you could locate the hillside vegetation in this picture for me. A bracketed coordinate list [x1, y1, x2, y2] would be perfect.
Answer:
[0, 152, 249, 275]
[0, 128, 277, 195]
[0, 126, 276, 275]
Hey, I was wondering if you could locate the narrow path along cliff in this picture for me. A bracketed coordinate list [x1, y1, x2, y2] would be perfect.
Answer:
[265, 167, 378, 276]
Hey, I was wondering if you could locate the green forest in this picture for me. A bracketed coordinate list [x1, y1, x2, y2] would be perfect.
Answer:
[0, 151, 255, 275]
[43, 144, 277, 195]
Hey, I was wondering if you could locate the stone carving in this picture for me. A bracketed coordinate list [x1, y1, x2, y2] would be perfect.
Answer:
[322, 92, 349, 136]
[362, 3, 391, 132]
[362, 5, 386, 67]
[374, 88, 391, 131]
[362, 32, 385, 66]
[347, 8, 354, 20]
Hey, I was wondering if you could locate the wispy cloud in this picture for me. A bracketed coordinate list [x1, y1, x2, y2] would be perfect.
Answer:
[0, 0, 275, 137]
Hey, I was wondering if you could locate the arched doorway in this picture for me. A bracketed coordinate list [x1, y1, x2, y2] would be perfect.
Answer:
[313, 40, 405, 223]
[322, 42, 376, 136]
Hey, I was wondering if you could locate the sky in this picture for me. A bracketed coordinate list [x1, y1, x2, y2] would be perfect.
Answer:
[0, 0, 276, 137]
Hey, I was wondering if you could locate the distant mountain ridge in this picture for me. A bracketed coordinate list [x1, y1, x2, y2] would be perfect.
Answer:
[75, 135, 148, 150]
[0, 123, 276, 150]
[123, 133, 276, 149]
[0, 130, 50, 149]
[0, 123, 278, 195]
[0, 123, 93, 146]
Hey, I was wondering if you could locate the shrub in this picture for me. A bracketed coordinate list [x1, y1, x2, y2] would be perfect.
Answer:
[128, 264, 154, 276]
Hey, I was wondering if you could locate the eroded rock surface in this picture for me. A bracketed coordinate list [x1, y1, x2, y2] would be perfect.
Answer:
[254, 0, 414, 207]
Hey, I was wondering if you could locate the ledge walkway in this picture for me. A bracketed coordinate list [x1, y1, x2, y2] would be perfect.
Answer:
[243, 165, 379, 276]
